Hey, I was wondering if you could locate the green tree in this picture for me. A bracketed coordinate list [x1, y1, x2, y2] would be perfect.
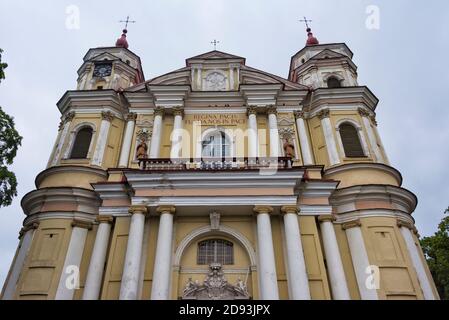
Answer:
[0, 48, 23, 207]
[420, 207, 449, 300]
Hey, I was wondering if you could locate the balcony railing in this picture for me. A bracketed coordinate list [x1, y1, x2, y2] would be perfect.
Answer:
[137, 157, 293, 171]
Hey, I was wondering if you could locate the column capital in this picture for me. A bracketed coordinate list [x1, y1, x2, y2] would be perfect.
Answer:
[318, 215, 337, 223]
[173, 107, 184, 117]
[72, 219, 93, 230]
[247, 106, 258, 116]
[341, 219, 362, 230]
[96, 215, 114, 224]
[370, 115, 378, 126]
[128, 205, 148, 215]
[101, 111, 115, 122]
[266, 106, 277, 115]
[253, 205, 274, 215]
[64, 111, 76, 123]
[294, 110, 305, 119]
[156, 205, 176, 215]
[154, 106, 165, 117]
[317, 109, 330, 120]
[397, 219, 415, 231]
[281, 205, 299, 215]
[19, 222, 40, 238]
[126, 112, 137, 121]
[358, 107, 371, 118]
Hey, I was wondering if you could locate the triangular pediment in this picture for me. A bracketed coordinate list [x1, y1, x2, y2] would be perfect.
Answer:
[186, 50, 245, 65]
[310, 49, 348, 61]
[86, 52, 122, 62]
[241, 66, 308, 90]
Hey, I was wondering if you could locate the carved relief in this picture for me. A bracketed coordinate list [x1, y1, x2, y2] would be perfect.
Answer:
[181, 263, 249, 300]
[204, 72, 227, 91]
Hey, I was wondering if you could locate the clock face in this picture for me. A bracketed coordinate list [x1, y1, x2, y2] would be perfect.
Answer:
[93, 63, 112, 78]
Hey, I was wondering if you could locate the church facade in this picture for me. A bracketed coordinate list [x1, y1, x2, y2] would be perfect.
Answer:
[1, 28, 439, 300]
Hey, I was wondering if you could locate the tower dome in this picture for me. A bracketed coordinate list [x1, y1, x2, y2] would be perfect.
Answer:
[306, 28, 319, 46]
[116, 29, 129, 49]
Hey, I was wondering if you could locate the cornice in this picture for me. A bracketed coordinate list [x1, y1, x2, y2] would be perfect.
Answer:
[35, 165, 108, 189]
[21, 187, 101, 216]
[309, 86, 379, 112]
[330, 184, 418, 214]
[323, 163, 403, 186]
[57, 90, 124, 116]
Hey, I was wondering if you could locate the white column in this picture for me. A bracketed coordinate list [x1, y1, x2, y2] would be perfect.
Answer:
[343, 220, 378, 300]
[318, 109, 340, 166]
[196, 67, 202, 90]
[318, 215, 351, 300]
[91, 111, 114, 166]
[2, 224, 38, 300]
[359, 108, 383, 163]
[294, 111, 314, 165]
[149, 107, 164, 159]
[49, 112, 75, 167]
[118, 113, 137, 167]
[254, 206, 279, 300]
[281, 206, 310, 300]
[119, 206, 147, 300]
[267, 107, 280, 157]
[82, 216, 113, 300]
[170, 108, 184, 160]
[55, 220, 92, 300]
[398, 220, 437, 300]
[151, 206, 175, 300]
[247, 107, 259, 158]
[229, 67, 234, 90]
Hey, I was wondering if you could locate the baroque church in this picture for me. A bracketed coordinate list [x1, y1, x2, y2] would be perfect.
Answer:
[1, 26, 439, 300]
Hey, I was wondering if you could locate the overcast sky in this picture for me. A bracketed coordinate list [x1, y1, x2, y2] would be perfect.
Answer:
[0, 0, 448, 288]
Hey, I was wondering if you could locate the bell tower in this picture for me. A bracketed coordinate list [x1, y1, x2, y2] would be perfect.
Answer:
[76, 29, 144, 91]
[288, 27, 358, 89]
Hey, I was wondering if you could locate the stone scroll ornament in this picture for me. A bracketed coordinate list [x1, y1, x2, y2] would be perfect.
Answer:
[181, 263, 249, 300]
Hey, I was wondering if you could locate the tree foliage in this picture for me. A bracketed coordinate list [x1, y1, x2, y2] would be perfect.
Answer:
[0, 48, 23, 207]
[420, 207, 449, 300]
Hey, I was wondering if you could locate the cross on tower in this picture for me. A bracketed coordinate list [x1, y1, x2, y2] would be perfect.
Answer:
[211, 39, 220, 50]
[299, 16, 313, 30]
[119, 15, 136, 30]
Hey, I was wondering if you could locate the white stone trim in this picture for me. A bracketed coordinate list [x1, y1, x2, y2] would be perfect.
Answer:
[173, 225, 257, 267]
[335, 119, 370, 158]
[63, 122, 97, 160]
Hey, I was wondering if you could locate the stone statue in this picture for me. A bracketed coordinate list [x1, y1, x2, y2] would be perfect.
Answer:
[183, 277, 197, 296]
[136, 141, 148, 159]
[283, 137, 295, 158]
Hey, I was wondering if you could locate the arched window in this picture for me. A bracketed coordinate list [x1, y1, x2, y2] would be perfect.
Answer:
[339, 123, 365, 158]
[202, 131, 231, 158]
[327, 76, 342, 88]
[70, 127, 93, 159]
[197, 239, 234, 265]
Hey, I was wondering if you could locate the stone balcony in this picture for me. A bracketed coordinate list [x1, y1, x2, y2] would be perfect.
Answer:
[137, 157, 294, 171]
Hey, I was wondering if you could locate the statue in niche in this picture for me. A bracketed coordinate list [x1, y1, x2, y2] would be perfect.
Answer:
[136, 140, 148, 159]
[283, 137, 296, 159]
